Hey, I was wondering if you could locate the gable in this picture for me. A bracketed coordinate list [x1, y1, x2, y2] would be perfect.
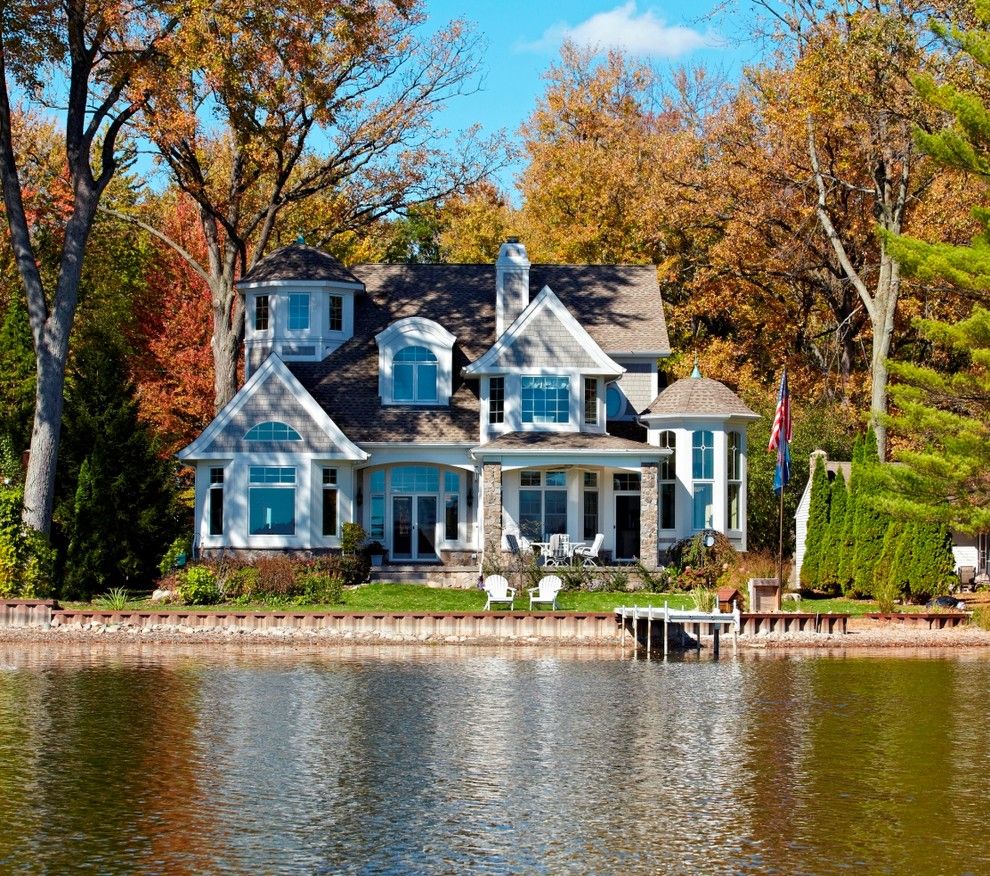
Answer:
[464, 286, 623, 377]
[178, 355, 367, 461]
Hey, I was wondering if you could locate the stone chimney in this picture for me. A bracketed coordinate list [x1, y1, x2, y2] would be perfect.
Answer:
[495, 237, 530, 336]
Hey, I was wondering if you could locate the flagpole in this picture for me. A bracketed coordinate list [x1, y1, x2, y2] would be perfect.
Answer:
[777, 483, 785, 590]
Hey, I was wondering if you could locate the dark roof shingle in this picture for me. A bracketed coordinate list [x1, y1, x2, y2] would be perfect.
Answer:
[241, 244, 361, 285]
[644, 377, 759, 419]
[476, 431, 658, 452]
[290, 262, 668, 443]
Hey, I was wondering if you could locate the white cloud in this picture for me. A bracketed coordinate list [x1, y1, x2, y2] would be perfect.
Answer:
[519, 2, 717, 58]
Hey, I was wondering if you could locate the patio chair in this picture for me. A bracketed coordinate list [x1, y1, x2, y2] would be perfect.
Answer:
[529, 575, 563, 611]
[573, 533, 605, 567]
[483, 575, 516, 610]
[505, 533, 533, 557]
[544, 533, 566, 567]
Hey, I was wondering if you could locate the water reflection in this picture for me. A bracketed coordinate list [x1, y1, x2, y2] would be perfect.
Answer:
[1, 644, 988, 875]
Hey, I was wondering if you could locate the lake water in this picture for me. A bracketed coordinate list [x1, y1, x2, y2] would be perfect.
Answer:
[0, 643, 988, 875]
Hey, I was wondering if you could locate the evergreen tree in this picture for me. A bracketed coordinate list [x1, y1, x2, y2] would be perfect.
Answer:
[0, 297, 36, 451]
[800, 454, 830, 590]
[873, 522, 902, 600]
[852, 428, 888, 595]
[838, 436, 862, 592]
[819, 468, 848, 595]
[880, 7, 990, 534]
[906, 522, 956, 600]
[58, 334, 181, 599]
[891, 523, 915, 598]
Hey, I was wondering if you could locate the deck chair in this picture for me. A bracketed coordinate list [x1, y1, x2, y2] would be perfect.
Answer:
[573, 533, 605, 567]
[483, 575, 516, 610]
[544, 533, 566, 567]
[505, 533, 532, 557]
[529, 575, 563, 610]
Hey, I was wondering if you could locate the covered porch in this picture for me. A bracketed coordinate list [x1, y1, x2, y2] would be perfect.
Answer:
[474, 433, 670, 569]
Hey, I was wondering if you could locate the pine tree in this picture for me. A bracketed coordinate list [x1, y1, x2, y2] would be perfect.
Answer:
[880, 7, 990, 534]
[800, 454, 830, 590]
[891, 523, 915, 598]
[906, 523, 956, 600]
[838, 436, 862, 592]
[852, 428, 888, 595]
[58, 334, 181, 599]
[873, 522, 902, 600]
[819, 469, 848, 595]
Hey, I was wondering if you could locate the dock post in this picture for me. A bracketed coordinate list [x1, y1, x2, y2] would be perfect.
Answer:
[663, 601, 669, 659]
[713, 624, 720, 659]
[696, 622, 701, 655]
[647, 608, 652, 658]
[633, 607, 638, 658]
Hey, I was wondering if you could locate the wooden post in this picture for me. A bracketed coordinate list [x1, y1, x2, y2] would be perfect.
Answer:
[647, 608, 652, 657]
[777, 485, 785, 591]
[663, 602, 669, 659]
[713, 624, 720, 659]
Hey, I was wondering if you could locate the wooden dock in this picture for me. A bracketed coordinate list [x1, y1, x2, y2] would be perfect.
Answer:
[615, 603, 741, 657]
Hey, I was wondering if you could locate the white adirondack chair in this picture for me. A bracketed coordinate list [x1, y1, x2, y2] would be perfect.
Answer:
[573, 533, 604, 567]
[529, 575, 563, 610]
[483, 575, 516, 610]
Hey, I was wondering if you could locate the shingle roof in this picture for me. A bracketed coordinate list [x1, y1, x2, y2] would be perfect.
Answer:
[643, 376, 759, 419]
[475, 431, 658, 452]
[240, 244, 361, 285]
[290, 263, 668, 443]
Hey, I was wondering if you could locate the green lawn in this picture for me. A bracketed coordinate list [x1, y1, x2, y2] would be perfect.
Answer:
[65, 583, 697, 614]
[782, 596, 930, 615]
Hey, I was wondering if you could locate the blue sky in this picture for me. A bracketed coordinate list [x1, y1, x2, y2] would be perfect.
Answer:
[422, 1, 762, 193]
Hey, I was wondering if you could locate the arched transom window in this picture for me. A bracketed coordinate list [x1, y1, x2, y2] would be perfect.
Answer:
[394, 346, 438, 402]
[245, 421, 301, 441]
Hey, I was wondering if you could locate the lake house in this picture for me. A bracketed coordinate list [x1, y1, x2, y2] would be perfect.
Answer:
[179, 239, 758, 572]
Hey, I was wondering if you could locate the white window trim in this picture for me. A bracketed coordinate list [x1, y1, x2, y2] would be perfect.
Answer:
[376, 317, 456, 406]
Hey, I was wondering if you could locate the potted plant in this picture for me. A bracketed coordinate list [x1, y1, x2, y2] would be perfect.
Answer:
[366, 541, 387, 567]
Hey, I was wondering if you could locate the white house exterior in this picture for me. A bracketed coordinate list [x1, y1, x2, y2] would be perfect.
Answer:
[179, 239, 759, 569]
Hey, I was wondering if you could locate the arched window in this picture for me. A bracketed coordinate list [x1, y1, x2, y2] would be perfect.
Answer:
[245, 421, 301, 441]
[394, 346, 438, 402]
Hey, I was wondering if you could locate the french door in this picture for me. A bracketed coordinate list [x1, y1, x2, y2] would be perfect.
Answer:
[614, 494, 641, 561]
[391, 495, 438, 561]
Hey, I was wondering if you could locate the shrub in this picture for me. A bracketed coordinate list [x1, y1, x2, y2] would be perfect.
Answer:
[158, 535, 192, 577]
[177, 566, 221, 605]
[255, 556, 299, 597]
[970, 605, 990, 631]
[635, 562, 672, 593]
[559, 566, 592, 591]
[691, 586, 716, 613]
[96, 587, 129, 610]
[341, 522, 366, 555]
[605, 569, 629, 592]
[222, 566, 259, 599]
[0, 486, 54, 599]
[874, 574, 900, 614]
[312, 553, 370, 587]
[299, 573, 344, 605]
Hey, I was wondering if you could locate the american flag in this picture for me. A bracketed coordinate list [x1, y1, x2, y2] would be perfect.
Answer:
[768, 369, 792, 493]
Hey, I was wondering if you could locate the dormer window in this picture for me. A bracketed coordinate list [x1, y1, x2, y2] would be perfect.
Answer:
[522, 376, 569, 424]
[394, 346, 438, 402]
[288, 293, 310, 331]
[245, 421, 301, 441]
[376, 317, 456, 406]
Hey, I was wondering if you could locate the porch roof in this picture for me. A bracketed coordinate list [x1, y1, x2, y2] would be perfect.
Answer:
[472, 431, 669, 460]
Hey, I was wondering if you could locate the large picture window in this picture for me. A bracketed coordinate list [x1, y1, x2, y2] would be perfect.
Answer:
[522, 376, 569, 424]
[692, 430, 714, 530]
[518, 470, 567, 540]
[394, 346, 438, 402]
[249, 466, 296, 535]
[288, 293, 310, 331]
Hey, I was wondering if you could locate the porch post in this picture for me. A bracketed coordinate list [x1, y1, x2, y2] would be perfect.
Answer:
[482, 462, 503, 563]
[640, 462, 659, 569]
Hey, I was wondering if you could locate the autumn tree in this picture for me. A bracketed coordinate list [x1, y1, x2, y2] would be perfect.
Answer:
[111, 0, 508, 412]
[752, 0, 975, 459]
[0, 3, 182, 535]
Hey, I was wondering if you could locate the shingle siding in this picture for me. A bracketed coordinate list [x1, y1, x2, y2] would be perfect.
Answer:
[205, 376, 337, 453]
[617, 370, 655, 414]
[492, 307, 599, 369]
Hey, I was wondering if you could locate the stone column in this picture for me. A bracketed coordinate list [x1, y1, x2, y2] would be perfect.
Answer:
[640, 462, 659, 569]
[482, 462, 503, 562]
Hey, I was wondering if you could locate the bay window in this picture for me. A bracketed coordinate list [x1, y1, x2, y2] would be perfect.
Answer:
[692, 431, 714, 530]
[522, 376, 569, 424]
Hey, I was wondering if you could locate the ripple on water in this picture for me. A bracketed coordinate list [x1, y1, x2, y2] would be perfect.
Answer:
[0, 646, 989, 875]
